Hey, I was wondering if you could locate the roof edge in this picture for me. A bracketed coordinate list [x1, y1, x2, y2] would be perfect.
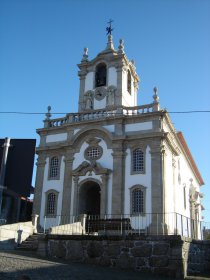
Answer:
[176, 131, 204, 186]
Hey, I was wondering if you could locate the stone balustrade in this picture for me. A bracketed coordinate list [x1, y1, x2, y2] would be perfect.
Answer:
[45, 103, 155, 128]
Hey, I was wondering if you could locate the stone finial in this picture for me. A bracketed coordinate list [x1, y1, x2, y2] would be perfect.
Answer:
[131, 59, 135, 65]
[106, 35, 114, 50]
[152, 87, 160, 112]
[153, 87, 158, 100]
[118, 39, 124, 54]
[81, 47, 88, 62]
[45, 105, 51, 120]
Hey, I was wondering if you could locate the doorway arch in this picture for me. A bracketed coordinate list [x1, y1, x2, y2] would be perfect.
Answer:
[78, 180, 101, 216]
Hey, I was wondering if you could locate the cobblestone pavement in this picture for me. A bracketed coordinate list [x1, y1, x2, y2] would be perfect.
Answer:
[0, 250, 209, 280]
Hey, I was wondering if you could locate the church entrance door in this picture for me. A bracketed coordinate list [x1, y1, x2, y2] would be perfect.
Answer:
[78, 181, 100, 216]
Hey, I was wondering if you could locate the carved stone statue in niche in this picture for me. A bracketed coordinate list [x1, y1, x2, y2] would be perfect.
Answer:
[84, 90, 94, 110]
[106, 85, 116, 106]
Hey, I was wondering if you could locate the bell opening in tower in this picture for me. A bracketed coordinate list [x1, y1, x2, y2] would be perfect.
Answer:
[95, 63, 107, 88]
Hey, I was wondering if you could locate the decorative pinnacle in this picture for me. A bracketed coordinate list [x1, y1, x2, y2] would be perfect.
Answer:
[45, 105, 51, 120]
[81, 47, 88, 62]
[153, 87, 159, 101]
[106, 34, 114, 50]
[118, 39, 124, 54]
[152, 87, 160, 112]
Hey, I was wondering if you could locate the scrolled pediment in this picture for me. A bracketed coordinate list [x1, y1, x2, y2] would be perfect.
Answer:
[72, 161, 111, 176]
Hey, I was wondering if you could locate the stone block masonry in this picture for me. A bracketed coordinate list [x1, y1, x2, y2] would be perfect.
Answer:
[36, 235, 210, 279]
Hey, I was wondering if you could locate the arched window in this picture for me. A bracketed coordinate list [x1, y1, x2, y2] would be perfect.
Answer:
[132, 149, 144, 172]
[46, 191, 58, 216]
[95, 63, 107, 87]
[130, 185, 146, 215]
[127, 70, 131, 94]
[49, 156, 59, 179]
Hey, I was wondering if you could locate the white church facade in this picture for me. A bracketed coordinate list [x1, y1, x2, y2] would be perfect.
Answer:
[33, 35, 204, 238]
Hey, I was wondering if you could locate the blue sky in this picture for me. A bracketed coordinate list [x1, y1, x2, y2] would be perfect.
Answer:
[0, 0, 210, 222]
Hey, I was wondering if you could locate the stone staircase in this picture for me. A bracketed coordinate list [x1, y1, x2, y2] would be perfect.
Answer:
[16, 233, 41, 251]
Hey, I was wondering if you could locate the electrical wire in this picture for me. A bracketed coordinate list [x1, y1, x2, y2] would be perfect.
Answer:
[0, 110, 210, 115]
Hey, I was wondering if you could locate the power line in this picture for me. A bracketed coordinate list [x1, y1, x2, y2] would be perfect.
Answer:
[0, 112, 64, 115]
[0, 110, 210, 115]
[168, 111, 210, 114]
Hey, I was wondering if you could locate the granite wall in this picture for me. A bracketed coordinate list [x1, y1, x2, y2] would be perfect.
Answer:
[37, 235, 210, 279]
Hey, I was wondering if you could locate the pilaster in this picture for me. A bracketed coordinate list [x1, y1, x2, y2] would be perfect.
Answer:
[72, 176, 79, 216]
[32, 154, 46, 217]
[61, 152, 74, 217]
[111, 145, 127, 215]
[78, 70, 87, 112]
[100, 174, 108, 215]
[115, 63, 124, 106]
[149, 142, 166, 234]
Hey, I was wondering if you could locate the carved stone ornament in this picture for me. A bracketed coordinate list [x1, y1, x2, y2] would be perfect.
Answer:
[84, 138, 103, 161]
[106, 85, 116, 106]
[84, 90, 94, 110]
[84, 145, 103, 161]
[72, 161, 111, 176]
[94, 86, 106, 101]
[86, 137, 101, 146]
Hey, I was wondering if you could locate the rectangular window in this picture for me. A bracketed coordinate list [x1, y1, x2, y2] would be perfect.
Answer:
[49, 156, 60, 180]
[132, 189, 144, 214]
[46, 192, 58, 216]
[133, 149, 144, 172]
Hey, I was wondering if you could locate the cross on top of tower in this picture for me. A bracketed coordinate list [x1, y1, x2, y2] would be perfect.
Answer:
[106, 19, 114, 35]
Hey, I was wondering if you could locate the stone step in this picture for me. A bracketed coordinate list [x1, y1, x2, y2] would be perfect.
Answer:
[16, 234, 40, 251]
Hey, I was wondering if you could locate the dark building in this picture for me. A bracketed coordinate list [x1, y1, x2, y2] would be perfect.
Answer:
[0, 138, 36, 224]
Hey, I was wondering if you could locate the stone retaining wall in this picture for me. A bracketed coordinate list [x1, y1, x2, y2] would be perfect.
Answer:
[37, 235, 210, 279]
[0, 221, 34, 249]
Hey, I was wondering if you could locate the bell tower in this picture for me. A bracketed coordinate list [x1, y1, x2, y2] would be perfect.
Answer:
[77, 34, 140, 112]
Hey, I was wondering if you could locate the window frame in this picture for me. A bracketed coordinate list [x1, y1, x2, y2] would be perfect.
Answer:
[84, 145, 103, 161]
[131, 147, 146, 175]
[130, 185, 146, 216]
[45, 190, 59, 217]
[48, 155, 61, 180]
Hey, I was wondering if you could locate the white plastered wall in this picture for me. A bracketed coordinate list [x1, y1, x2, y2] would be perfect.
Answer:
[121, 70, 137, 107]
[39, 156, 65, 228]
[124, 146, 151, 230]
[124, 145, 152, 214]
[85, 72, 94, 91]
[94, 98, 106, 110]
[125, 122, 152, 132]
[46, 133, 67, 143]
[108, 67, 117, 86]
[164, 149, 174, 214]
[164, 151, 201, 218]
[164, 146, 202, 237]
[102, 125, 115, 133]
